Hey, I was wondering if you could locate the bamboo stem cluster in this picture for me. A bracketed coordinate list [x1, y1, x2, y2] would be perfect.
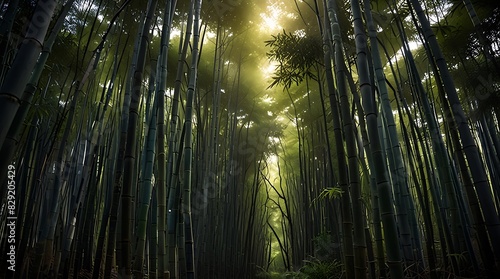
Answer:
[0, 0, 499, 278]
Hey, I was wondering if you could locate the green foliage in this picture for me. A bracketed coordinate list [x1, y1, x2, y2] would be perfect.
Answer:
[298, 258, 343, 279]
[256, 258, 342, 279]
[311, 187, 343, 205]
[265, 30, 322, 89]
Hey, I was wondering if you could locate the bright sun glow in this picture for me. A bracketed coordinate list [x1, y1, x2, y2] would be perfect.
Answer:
[261, 94, 275, 104]
[387, 40, 421, 68]
[260, 3, 284, 33]
[260, 13, 281, 32]
[170, 27, 181, 39]
[268, 154, 278, 164]
[260, 61, 277, 79]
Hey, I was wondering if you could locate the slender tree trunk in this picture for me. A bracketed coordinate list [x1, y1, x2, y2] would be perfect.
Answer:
[409, 0, 500, 265]
[350, 0, 404, 277]
[121, 0, 158, 276]
[133, 62, 159, 278]
[0, 0, 57, 149]
[167, 2, 194, 277]
[363, 0, 422, 271]
[323, 1, 367, 276]
[0, 0, 20, 75]
[181, 1, 200, 276]
[156, 2, 175, 279]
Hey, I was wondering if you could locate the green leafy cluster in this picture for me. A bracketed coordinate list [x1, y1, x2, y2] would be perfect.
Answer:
[257, 259, 343, 279]
[265, 30, 322, 89]
[297, 259, 343, 279]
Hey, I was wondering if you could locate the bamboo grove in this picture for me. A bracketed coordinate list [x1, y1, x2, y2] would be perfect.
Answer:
[0, 0, 499, 278]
